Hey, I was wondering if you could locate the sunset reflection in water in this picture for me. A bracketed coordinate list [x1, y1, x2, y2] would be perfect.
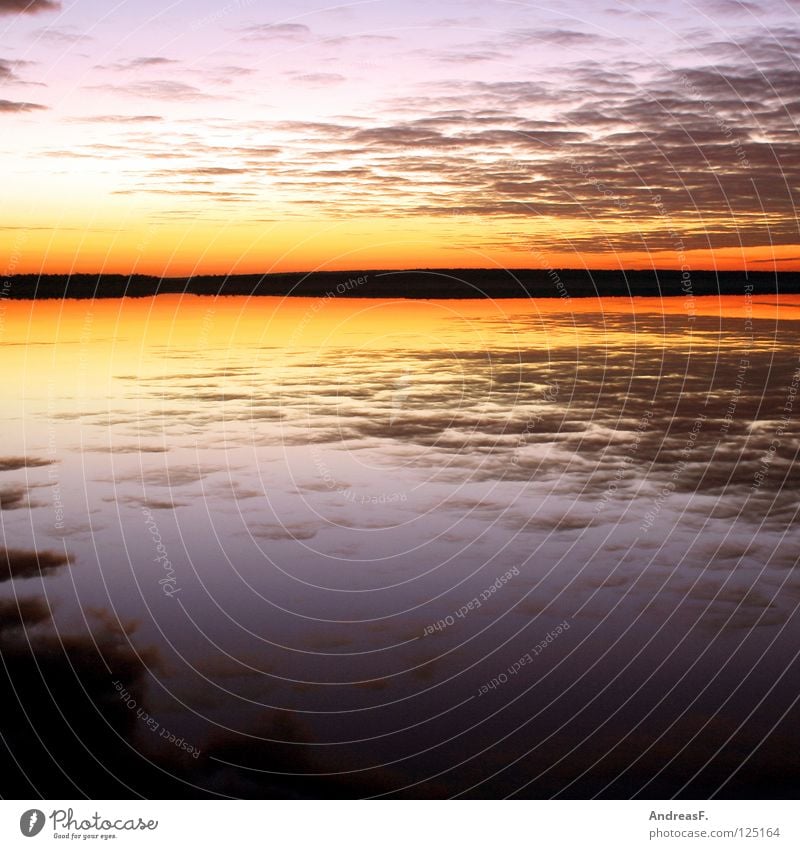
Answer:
[1, 293, 799, 798]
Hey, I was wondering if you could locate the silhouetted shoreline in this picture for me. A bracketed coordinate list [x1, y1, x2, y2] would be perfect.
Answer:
[4, 268, 799, 300]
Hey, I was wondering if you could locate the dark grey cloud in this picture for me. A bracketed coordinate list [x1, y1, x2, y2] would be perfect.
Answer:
[0, 0, 58, 14]
[0, 456, 54, 471]
[0, 98, 46, 112]
[0, 483, 47, 510]
[0, 547, 74, 582]
[98, 56, 178, 72]
[251, 523, 319, 541]
[0, 57, 37, 83]
[234, 43, 792, 252]
[0, 597, 51, 630]
[85, 443, 168, 453]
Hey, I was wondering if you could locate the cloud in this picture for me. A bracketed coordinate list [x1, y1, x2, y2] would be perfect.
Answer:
[8, 8, 798, 257]
[33, 25, 91, 43]
[705, 0, 763, 13]
[0, 456, 54, 471]
[0, 0, 59, 14]
[85, 443, 168, 453]
[204, 64, 256, 84]
[251, 523, 319, 541]
[85, 80, 212, 101]
[0, 548, 74, 582]
[171, 167, 250, 176]
[0, 98, 46, 112]
[0, 605, 169, 798]
[106, 494, 188, 510]
[207, 37, 791, 252]
[0, 597, 51, 630]
[507, 28, 621, 47]
[319, 33, 398, 46]
[68, 114, 164, 123]
[0, 483, 47, 510]
[0, 57, 37, 82]
[239, 22, 311, 41]
[430, 50, 510, 65]
[98, 56, 178, 72]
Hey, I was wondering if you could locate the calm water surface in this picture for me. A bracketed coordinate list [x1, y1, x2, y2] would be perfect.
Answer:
[1, 293, 799, 798]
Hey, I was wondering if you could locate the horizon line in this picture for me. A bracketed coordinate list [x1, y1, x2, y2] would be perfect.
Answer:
[6, 266, 799, 280]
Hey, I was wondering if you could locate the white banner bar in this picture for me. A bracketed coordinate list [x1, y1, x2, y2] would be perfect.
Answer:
[1, 800, 795, 848]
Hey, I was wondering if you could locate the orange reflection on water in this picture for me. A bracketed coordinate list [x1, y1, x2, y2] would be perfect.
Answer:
[5, 291, 799, 344]
[2, 293, 798, 405]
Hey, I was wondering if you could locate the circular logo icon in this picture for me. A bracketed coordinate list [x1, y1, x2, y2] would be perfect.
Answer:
[19, 810, 46, 838]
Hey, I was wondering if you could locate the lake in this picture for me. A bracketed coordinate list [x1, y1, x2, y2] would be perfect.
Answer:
[1, 292, 799, 798]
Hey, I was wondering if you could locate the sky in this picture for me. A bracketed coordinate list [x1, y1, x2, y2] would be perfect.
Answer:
[1, 0, 799, 275]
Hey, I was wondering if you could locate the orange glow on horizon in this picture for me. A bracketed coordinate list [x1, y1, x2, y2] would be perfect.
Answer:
[3, 224, 800, 277]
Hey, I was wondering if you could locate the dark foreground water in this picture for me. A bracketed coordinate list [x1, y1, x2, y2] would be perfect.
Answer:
[1, 293, 799, 798]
